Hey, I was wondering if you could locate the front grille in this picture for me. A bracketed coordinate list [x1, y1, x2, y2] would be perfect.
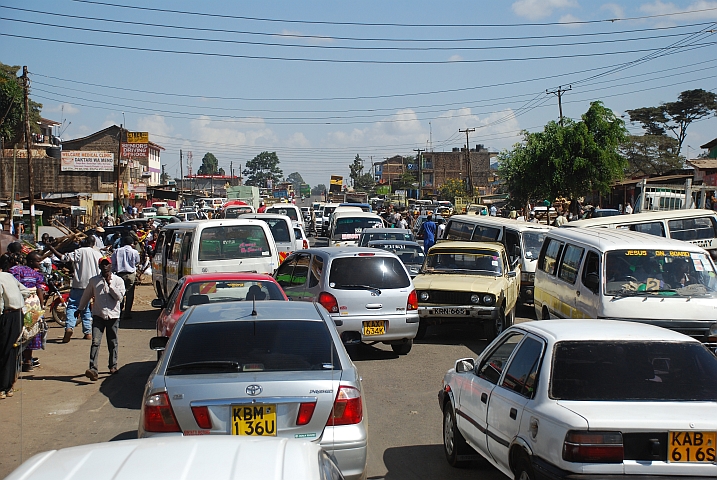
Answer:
[423, 290, 472, 304]
[623, 432, 668, 461]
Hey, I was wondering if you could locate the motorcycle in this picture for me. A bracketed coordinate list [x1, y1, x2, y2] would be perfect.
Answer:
[45, 269, 70, 327]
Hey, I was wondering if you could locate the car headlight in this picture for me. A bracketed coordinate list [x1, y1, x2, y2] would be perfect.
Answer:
[482, 295, 495, 306]
[521, 272, 529, 282]
[470, 294, 480, 304]
[419, 291, 429, 301]
[709, 323, 717, 339]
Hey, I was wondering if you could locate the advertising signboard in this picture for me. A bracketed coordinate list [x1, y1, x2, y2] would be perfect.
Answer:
[127, 131, 149, 143]
[61, 151, 114, 171]
[120, 142, 149, 159]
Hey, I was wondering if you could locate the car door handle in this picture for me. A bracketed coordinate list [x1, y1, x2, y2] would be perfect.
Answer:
[576, 290, 581, 297]
[481, 393, 488, 403]
[510, 408, 517, 420]
[365, 303, 382, 309]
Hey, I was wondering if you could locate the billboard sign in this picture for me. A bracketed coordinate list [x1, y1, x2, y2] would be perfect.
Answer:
[330, 175, 343, 193]
[127, 131, 149, 143]
[121, 142, 148, 159]
[61, 151, 114, 172]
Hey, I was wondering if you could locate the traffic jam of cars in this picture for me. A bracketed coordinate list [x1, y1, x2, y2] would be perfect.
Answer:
[9, 202, 717, 480]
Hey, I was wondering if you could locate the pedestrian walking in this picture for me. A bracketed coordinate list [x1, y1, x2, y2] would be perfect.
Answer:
[0, 261, 31, 399]
[9, 251, 47, 372]
[48, 236, 102, 342]
[77, 257, 125, 381]
[111, 236, 140, 320]
[419, 212, 438, 253]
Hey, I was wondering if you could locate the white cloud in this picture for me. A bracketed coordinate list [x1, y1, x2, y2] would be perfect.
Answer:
[639, 1, 717, 21]
[189, 116, 277, 149]
[448, 54, 463, 62]
[558, 13, 583, 26]
[512, 0, 578, 20]
[286, 132, 311, 148]
[44, 102, 79, 115]
[601, 2, 625, 18]
[136, 114, 174, 138]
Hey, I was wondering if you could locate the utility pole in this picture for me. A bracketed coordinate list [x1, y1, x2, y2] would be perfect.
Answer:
[414, 148, 424, 199]
[180, 150, 184, 192]
[459, 128, 475, 195]
[22, 66, 36, 238]
[11, 146, 17, 233]
[116, 124, 123, 217]
[187, 151, 193, 196]
[546, 85, 572, 126]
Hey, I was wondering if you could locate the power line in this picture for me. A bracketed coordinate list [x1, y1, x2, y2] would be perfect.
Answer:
[70, 0, 717, 28]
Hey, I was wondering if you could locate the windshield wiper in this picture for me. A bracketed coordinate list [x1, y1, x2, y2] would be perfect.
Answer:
[167, 361, 240, 372]
[339, 284, 382, 295]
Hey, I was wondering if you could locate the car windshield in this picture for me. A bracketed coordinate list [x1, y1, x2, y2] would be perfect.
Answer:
[522, 232, 546, 261]
[329, 256, 410, 289]
[332, 217, 384, 240]
[198, 225, 271, 260]
[167, 320, 340, 374]
[604, 249, 717, 297]
[360, 231, 414, 246]
[371, 244, 424, 265]
[180, 280, 285, 310]
[424, 249, 503, 275]
[266, 207, 298, 221]
[551, 341, 717, 401]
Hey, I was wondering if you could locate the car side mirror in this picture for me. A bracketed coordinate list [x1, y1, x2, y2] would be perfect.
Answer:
[151, 298, 166, 309]
[455, 358, 475, 373]
[584, 272, 600, 293]
[149, 336, 169, 351]
[507, 271, 517, 278]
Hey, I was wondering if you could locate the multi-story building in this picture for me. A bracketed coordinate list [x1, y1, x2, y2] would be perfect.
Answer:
[419, 144, 497, 198]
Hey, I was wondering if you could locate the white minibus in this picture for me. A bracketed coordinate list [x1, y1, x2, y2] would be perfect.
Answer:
[329, 211, 385, 247]
[151, 219, 279, 300]
[534, 227, 717, 350]
[442, 214, 551, 304]
[564, 209, 717, 259]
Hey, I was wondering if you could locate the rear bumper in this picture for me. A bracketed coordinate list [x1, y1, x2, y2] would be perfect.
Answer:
[332, 313, 420, 342]
[532, 456, 712, 480]
[321, 424, 367, 480]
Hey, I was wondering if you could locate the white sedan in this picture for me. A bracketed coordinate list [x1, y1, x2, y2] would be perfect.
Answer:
[439, 319, 717, 479]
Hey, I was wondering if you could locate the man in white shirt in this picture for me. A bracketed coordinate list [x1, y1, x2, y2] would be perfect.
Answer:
[77, 257, 125, 381]
[489, 205, 497, 216]
[111, 236, 140, 320]
[49, 237, 102, 342]
[0, 266, 31, 398]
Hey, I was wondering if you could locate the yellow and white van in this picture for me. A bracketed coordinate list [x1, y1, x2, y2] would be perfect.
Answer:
[534, 227, 717, 349]
[151, 219, 279, 300]
[442, 215, 551, 304]
[564, 209, 717, 259]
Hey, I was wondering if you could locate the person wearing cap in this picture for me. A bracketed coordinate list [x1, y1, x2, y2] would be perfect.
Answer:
[419, 211, 438, 253]
[111, 235, 140, 320]
[77, 257, 125, 381]
[92, 227, 105, 250]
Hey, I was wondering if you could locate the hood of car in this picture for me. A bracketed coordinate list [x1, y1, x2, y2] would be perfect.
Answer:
[557, 401, 717, 431]
[413, 273, 504, 295]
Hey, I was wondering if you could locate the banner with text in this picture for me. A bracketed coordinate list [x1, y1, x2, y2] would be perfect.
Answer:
[61, 151, 114, 172]
[127, 131, 149, 143]
[121, 142, 149, 159]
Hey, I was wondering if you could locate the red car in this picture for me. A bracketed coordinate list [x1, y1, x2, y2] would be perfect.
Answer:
[153, 273, 288, 338]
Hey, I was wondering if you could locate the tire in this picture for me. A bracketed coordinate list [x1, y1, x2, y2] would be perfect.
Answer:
[443, 403, 471, 468]
[514, 456, 535, 480]
[51, 301, 67, 327]
[391, 340, 412, 355]
[484, 306, 506, 341]
[414, 321, 428, 340]
[542, 306, 550, 320]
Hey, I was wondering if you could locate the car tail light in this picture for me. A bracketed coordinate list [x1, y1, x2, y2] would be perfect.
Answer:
[143, 392, 181, 432]
[303, 239, 309, 249]
[296, 402, 316, 426]
[563, 431, 623, 463]
[357, 252, 375, 256]
[407, 289, 418, 311]
[318, 292, 339, 313]
[191, 406, 212, 429]
[327, 386, 362, 426]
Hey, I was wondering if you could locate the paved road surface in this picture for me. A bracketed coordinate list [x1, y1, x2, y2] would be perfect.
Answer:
[0, 281, 535, 479]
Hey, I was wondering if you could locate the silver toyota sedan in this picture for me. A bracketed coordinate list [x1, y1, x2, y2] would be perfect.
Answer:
[139, 301, 367, 480]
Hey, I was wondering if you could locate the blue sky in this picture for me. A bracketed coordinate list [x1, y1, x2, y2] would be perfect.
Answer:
[2, 0, 716, 187]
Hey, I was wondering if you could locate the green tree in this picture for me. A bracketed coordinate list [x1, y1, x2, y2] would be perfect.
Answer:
[243, 151, 283, 187]
[499, 101, 627, 204]
[0, 62, 42, 145]
[393, 171, 418, 190]
[286, 171, 304, 191]
[620, 135, 683, 176]
[439, 178, 466, 203]
[354, 173, 375, 192]
[197, 152, 221, 175]
[311, 183, 327, 196]
[349, 154, 364, 186]
[626, 88, 717, 156]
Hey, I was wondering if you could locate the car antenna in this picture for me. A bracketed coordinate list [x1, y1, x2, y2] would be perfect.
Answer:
[251, 296, 258, 316]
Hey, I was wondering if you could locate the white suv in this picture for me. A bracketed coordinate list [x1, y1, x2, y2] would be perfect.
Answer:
[440, 319, 717, 479]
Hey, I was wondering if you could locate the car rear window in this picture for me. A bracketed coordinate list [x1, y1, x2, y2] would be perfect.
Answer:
[551, 341, 717, 401]
[253, 218, 291, 243]
[198, 225, 270, 260]
[329, 256, 410, 290]
[333, 217, 384, 240]
[266, 207, 298, 221]
[167, 320, 340, 374]
[180, 280, 285, 310]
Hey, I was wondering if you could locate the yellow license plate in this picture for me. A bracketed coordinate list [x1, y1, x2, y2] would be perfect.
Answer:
[668, 431, 716, 462]
[231, 404, 277, 436]
[363, 320, 386, 336]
